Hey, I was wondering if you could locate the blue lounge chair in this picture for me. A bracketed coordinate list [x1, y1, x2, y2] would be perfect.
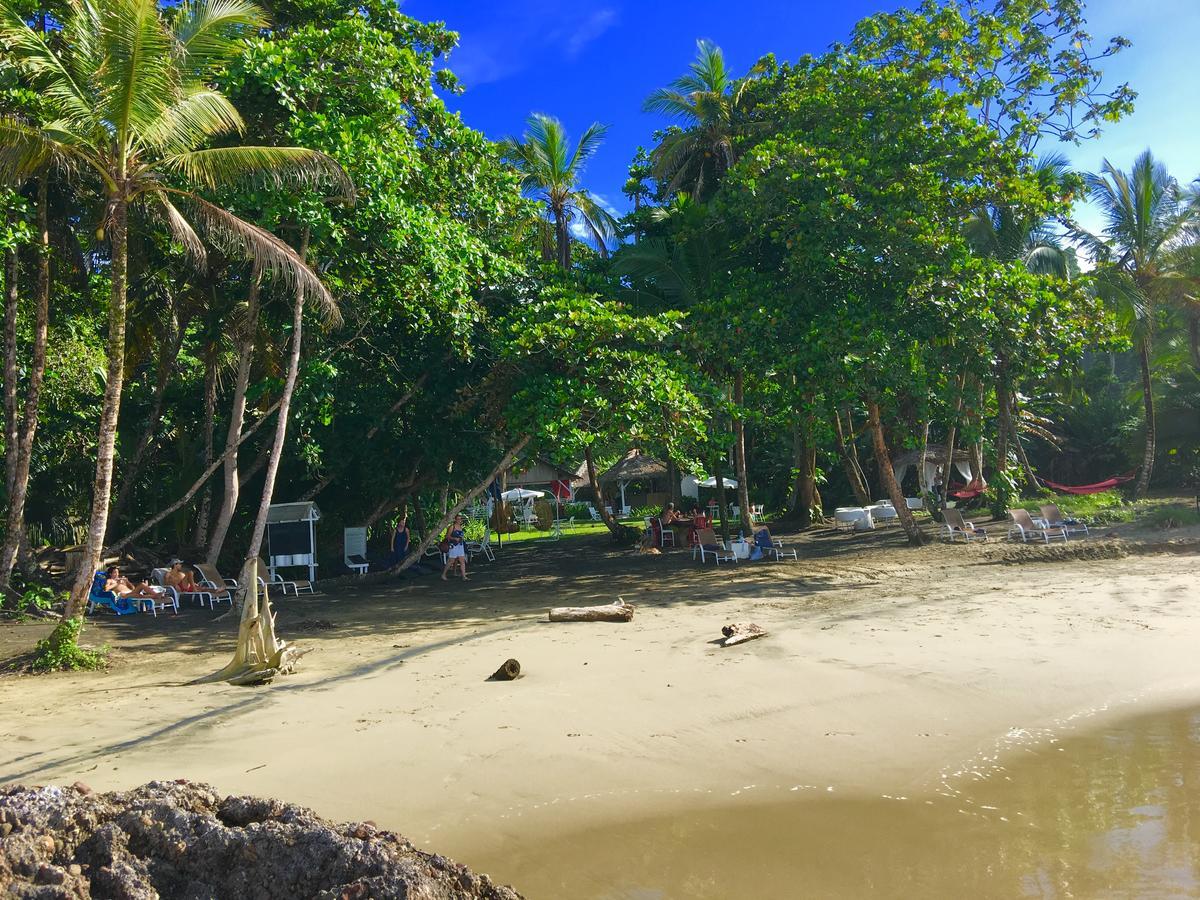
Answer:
[86, 570, 138, 616]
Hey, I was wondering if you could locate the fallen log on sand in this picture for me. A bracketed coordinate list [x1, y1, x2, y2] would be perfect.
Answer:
[548, 598, 634, 623]
[720, 623, 767, 647]
[488, 659, 522, 681]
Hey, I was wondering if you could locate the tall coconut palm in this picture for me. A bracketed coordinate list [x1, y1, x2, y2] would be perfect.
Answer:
[500, 113, 617, 271]
[1076, 150, 1196, 499]
[642, 39, 761, 198]
[0, 0, 350, 622]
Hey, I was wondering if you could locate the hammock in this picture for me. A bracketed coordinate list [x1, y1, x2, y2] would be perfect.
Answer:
[1038, 473, 1135, 495]
[949, 479, 987, 500]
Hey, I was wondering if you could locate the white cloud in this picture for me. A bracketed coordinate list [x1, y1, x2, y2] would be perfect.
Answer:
[561, 9, 617, 60]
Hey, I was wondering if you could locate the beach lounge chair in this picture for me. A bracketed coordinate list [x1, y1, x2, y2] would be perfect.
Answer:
[1007, 508, 1067, 543]
[754, 527, 797, 562]
[467, 526, 495, 561]
[150, 567, 210, 610]
[194, 563, 236, 606]
[1039, 503, 1089, 538]
[942, 509, 987, 543]
[255, 557, 314, 595]
[693, 527, 737, 565]
[86, 571, 139, 616]
[588, 506, 601, 522]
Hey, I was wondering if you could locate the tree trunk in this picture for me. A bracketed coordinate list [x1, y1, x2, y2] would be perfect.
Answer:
[1007, 393, 1037, 489]
[1188, 314, 1200, 372]
[831, 406, 871, 506]
[790, 413, 817, 527]
[191, 350, 218, 547]
[713, 449, 731, 544]
[732, 371, 752, 526]
[106, 397, 284, 553]
[65, 199, 129, 619]
[206, 271, 262, 564]
[3, 240, 18, 498]
[554, 205, 571, 271]
[110, 306, 191, 527]
[866, 399, 926, 546]
[389, 435, 531, 574]
[0, 177, 50, 592]
[1133, 335, 1155, 499]
[245, 231, 309, 564]
[939, 375, 966, 511]
[584, 445, 618, 533]
[995, 378, 1010, 478]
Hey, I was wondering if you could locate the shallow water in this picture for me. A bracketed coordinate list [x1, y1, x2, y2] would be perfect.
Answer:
[465, 706, 1200, 899]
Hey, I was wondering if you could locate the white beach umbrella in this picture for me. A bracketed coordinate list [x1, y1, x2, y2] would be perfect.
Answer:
[501, 488, 547, 502]
[696, 476, 738, 488]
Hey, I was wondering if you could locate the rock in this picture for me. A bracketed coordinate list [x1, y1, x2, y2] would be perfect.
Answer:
[0, 781, 523, 899]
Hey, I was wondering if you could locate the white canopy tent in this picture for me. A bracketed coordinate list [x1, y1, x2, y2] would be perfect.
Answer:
[696, 476, 738, 489]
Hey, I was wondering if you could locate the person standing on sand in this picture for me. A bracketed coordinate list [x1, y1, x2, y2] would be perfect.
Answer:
[391, 516, 410, 567]
[442, 515, 469, 581]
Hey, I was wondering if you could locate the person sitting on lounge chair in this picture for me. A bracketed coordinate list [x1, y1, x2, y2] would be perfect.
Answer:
[105, 565, 164, 600]
[164, 559, 202, 594]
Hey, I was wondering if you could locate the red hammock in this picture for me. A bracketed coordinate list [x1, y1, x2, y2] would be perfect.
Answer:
[949, 479, 986, 500]
[1039, 473, 1135, 495]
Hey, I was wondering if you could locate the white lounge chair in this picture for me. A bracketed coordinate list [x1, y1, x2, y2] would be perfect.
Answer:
[1039, 503, 1088, 538]
[1007, 508, 1067, 543]
[255, 557, 314, 596]
[693, 527, 737, 565]
[754, 527, 797, 562]
[467, 526, 495, 561]
[942, 509, 987, 543]
[151, 567, 212, 609]
[194, 563, 236, 606]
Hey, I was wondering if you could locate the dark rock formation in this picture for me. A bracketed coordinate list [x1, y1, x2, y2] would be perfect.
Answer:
[0, 780, 523, 899]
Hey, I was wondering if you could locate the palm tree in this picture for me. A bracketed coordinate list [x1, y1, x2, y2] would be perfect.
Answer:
[0, 0, 349, 621]
[500, 113, 617, 271]
[1077, 150, 1196, 499]
[642, 39, 761, 198]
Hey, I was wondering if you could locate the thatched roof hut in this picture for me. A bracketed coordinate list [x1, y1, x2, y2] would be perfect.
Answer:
[598, 449, 668, 484]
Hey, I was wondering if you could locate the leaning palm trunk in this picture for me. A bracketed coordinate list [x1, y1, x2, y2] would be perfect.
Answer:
[388, 435, 531, 574]
[0, 176, 50, 592]
[1134, 336, 1155, 499]
[245, 231, 309, 562]
[64, 202, 129, 618]
[867, 399, 926, 546]
[207, 273, 262, 563]
[3, 239, 18, 497]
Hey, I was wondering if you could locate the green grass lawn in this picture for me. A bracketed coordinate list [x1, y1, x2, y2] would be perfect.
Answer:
[492, 519, 640, 544]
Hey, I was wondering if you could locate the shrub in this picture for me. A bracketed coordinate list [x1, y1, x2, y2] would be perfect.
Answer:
[32, 618, 108, 673]
[1139, 505, 1200, 530]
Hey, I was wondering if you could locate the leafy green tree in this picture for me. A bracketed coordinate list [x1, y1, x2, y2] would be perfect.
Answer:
[0, 0, 344, 620]
[501, 113, 618, 271]
[1078, 151, 1197, 498]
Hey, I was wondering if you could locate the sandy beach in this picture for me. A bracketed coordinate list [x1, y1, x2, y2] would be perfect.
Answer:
[3, 524, 1200, 894]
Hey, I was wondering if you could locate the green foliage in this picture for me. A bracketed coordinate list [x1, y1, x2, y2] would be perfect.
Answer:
[32, 618, 108, 673]
[1140, 505, 1200, 530]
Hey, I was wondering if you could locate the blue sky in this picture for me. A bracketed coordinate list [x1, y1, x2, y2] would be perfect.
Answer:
[402, 0, 1200, 232]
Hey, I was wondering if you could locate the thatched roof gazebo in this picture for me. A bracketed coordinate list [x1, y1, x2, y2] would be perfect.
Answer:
[598, 449, 669, 512]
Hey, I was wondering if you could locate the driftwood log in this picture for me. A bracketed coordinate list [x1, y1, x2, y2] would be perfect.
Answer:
[488, 659, 522, 681]
[548, 598, 634, 623]
[720, 623, 767, 647]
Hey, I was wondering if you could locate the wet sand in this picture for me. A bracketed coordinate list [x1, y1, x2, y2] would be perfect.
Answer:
[2, 526, 1199, 896]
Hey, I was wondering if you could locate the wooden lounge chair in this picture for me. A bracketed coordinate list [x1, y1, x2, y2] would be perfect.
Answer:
[193, 563, 236, 606]
[1039, 503, 1088, 537]
[1007, 508, 1067, 543]
[693, 527, 737, 565]
[754, 527, 797, 561]
[942, 509, 987, 543]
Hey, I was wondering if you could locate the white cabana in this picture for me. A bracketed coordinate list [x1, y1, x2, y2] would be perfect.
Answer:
[501, 487, 546, 502]
[697, 476, 738, 489]
[891, 449, 972, 489]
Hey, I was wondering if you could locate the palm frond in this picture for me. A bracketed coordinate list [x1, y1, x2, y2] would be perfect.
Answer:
[137, 86, 244, 154]
[156, 145, 353, 200]
[572, 191, 618, 256]
[172, 0, 267, 77]
[568, 121, 608, 177]
[0, 1, 97, 125]
[166, 189, 339, 321]
[98, 0, 178, 143]
[642, 88, 696, 120]
[147, 193, 207, 269]
[0, 117, 55, 182]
